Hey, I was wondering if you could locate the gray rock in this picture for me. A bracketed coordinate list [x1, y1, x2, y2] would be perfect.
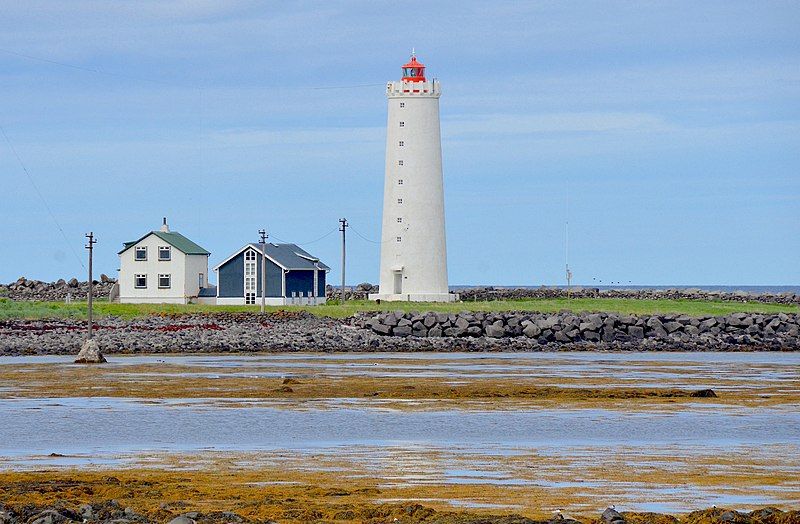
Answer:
[392, 326, 412, 337]
[485, 322, 505, 338]
[74, 338, 107, 364]
[371, 322, 391, 335]
[601, 507, 625, 523]
[167, 517, 196, 524]
[628, 326, 645, 339]
[522, 322, 541, 338]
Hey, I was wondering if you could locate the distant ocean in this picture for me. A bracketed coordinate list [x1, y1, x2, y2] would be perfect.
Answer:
[450, 285, 800, 294]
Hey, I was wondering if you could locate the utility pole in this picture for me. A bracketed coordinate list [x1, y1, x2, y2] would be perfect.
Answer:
[85, 232, 97, 339]
[339, 218, 348, 302]
[259, 229, 267, 314]
[565, 221, 572, 300]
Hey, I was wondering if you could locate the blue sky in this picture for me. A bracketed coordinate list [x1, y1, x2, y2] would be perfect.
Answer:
[1, 1, 798, 286]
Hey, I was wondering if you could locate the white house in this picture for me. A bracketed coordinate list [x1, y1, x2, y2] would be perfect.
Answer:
[118, 219, 210, 304]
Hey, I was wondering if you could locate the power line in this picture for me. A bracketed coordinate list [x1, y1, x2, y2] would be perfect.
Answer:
[310, 83, 385, 90]
[0, 48, 178, 87]
[270, 227, 338, 246]
[349, 225, 391, 244]
[1, 124, 85, 270]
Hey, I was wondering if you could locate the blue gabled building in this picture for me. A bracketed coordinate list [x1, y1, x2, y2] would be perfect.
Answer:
[212, 243, 329, 305]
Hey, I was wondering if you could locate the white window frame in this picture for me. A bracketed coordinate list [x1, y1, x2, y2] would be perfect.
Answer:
[198, 273, 204, 288]
[396, 236, 402, 242]
[398, 160, 403, 166]
[399, 102, 405, 108]
[399, 121, 404, 127]
[134, 274, 147, 289]
[158, 246, 171, 261]
[135, 247, 147, 261]
[158, 274, 171, 289]
[398, 179, 404, 185]
[397, 217, 403, 223]
[399, 140, 404, 146]
[397, 198, 403, 204]
[244, 249, 257, 301]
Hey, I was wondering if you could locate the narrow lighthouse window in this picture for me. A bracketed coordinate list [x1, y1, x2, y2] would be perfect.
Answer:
[400, 102, 405, 108]
[397, 217, 403, 223]
[398, 179, 404, 185]
[397, 198, 403, 204]
[398, 160, 403, 166]
[399, 121, 404, 127]
[396, 236, 402, 242]
[399, 141, 404, 146]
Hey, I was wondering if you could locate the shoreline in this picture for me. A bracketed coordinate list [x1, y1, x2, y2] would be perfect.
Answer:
[0, 310, 798, 356]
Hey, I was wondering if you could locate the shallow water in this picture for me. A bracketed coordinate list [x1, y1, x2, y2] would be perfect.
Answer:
[1, 352, 799, 513]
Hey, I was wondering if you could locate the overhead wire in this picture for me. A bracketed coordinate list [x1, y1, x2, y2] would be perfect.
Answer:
[349, 225, 392, 244]
[0, 124, 86, 270]
[270, 227, 338, 246]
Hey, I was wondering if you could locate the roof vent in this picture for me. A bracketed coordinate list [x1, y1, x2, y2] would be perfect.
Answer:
[160, 217, 170, 233]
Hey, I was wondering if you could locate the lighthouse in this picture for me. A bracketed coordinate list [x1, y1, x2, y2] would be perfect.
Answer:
[369, 53, 457, 302]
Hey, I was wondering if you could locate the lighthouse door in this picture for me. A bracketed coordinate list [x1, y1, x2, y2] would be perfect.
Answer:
[393, 271, 403, 294]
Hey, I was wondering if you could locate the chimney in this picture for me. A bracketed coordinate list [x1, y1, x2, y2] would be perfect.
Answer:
[160, 217, 170, 233]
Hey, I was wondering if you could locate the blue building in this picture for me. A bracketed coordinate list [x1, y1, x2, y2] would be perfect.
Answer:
[212, 243, 329, 305]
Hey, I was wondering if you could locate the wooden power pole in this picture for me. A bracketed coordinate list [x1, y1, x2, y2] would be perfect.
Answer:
[85, 232, 97, 339]
[339, 218, 348, 302]
[259, 229, 267, 314]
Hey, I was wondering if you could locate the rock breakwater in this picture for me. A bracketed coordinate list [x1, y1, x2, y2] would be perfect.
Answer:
[456, 286, 800, 305]
[359, 310, 800, 351]
[1, 276, 115, 301]
[0, 501, 798, 524]
[1, 310, 798, 355]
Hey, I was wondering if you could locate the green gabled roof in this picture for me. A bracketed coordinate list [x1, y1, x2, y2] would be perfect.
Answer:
[118, 231, 210, 256]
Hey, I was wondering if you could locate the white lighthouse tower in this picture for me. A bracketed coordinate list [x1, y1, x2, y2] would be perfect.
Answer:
[369, 53, 457, 302]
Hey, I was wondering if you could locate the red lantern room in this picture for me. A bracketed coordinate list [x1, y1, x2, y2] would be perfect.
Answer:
[401, 53, 426, 83]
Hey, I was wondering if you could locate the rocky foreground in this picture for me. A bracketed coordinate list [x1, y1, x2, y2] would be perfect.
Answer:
[0, 310, 798, 355]
[0, 502, 798, 524]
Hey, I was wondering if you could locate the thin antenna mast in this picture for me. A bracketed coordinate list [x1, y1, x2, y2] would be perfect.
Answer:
[565, 181, 572, 299]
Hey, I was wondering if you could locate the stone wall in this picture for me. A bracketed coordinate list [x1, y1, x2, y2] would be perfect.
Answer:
[358, 310, 800, 350]
[324, 284, 800, 305]
[457, 287, 800, 305]
[0, 276, 116, 301]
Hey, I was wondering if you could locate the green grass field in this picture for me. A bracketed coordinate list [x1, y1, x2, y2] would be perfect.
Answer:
[0, 297, 796, 320]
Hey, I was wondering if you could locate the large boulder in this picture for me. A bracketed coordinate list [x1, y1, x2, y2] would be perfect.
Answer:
[74, 339, 107, 364]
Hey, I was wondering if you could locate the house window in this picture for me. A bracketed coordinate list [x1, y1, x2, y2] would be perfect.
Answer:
[398, 179, 404, 185]
[158, 274, 171, 289]
[134, 274, 147, 288]
[244, 249, 257, 301]
[399, 121, 404, 127]
[398, 160, 403, 166]
[399, 141, 404, 146]
[396, 236, 402, 242]
[397, 198, 403, 204]
[158, 246, 171, 261]
[400, 102, 405, 108]
[397, 217, 403, 223]
[135, 247, 147, 261]
[198, 273, 204, 288]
